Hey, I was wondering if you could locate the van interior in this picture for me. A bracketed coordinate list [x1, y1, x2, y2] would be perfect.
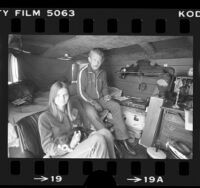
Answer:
[8, 35, 193, 159]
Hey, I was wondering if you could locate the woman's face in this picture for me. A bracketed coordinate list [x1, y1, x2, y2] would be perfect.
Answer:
[54, 88, 69, 108]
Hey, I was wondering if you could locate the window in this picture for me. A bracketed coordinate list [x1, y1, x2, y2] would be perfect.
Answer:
[8, 54, 19, 84]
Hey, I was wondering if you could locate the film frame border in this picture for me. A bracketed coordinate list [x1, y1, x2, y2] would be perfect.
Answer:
[0, 8, 199, 186]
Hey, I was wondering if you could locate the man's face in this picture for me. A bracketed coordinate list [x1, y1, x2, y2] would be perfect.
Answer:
[88, 52, 103, 71]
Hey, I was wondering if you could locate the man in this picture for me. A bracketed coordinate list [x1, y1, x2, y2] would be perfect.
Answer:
[77, 48, 136, 156]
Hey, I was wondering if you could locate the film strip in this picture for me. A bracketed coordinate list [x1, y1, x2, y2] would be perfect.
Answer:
[0, 8, 199, 186]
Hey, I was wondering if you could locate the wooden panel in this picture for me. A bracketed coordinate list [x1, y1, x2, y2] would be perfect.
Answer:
[140, 97, 164, 147]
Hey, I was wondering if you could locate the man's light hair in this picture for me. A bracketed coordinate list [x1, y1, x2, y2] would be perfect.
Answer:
[89, 48, 105, 60]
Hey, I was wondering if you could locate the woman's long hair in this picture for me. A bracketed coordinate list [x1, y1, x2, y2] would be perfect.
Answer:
[48, 81, 73, 122]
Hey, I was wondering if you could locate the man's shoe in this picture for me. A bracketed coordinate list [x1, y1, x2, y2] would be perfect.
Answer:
[121, 140, 136, 156]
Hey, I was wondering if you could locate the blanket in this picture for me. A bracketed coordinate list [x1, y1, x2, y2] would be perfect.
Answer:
[8, 91, 49, 124]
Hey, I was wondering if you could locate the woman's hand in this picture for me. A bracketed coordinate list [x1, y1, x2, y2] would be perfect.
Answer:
[54, 144, 73, 156]
[69, 130, 81, 149]
[58, 144, 73, 153]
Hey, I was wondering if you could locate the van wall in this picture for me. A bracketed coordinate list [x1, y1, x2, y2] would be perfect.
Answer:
[17, 54, 73, 91]
[103, 41, 193, 97]
[16, 37, 193, 97]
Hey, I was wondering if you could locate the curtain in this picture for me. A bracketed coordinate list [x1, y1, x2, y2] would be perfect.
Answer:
[8, 53, 19, 83]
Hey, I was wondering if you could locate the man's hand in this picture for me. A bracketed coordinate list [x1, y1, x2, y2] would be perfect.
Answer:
[92, 101, 103, 112]
[103, 95, 111, 102]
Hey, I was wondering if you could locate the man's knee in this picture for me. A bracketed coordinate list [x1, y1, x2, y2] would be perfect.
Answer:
[85, 105, 99, 119]
[108, 101, 121, 112]
[98, 128, 114, 140]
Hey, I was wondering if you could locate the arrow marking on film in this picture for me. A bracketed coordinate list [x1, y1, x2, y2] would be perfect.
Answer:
[127, 176, 142, 183]
[34, 176, 48, 182]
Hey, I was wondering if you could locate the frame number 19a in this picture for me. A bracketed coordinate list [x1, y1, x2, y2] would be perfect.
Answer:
[144, 176, 164, 183]
[127, 176, 164, 184]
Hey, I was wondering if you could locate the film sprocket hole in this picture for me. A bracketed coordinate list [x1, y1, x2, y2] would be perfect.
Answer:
[0, 8, 199, 187]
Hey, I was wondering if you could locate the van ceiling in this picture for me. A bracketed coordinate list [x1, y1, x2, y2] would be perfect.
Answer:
[20, 35, 193, 59]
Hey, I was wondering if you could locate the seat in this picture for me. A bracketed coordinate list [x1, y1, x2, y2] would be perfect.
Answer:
[15, 101, 123, 158]
[16, 111, 45, 158]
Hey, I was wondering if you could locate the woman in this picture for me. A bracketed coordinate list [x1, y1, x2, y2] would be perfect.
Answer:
[38, 81, 116, 158]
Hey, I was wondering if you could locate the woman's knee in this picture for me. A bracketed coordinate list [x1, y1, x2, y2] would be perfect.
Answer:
[90, 133, 107, 145]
